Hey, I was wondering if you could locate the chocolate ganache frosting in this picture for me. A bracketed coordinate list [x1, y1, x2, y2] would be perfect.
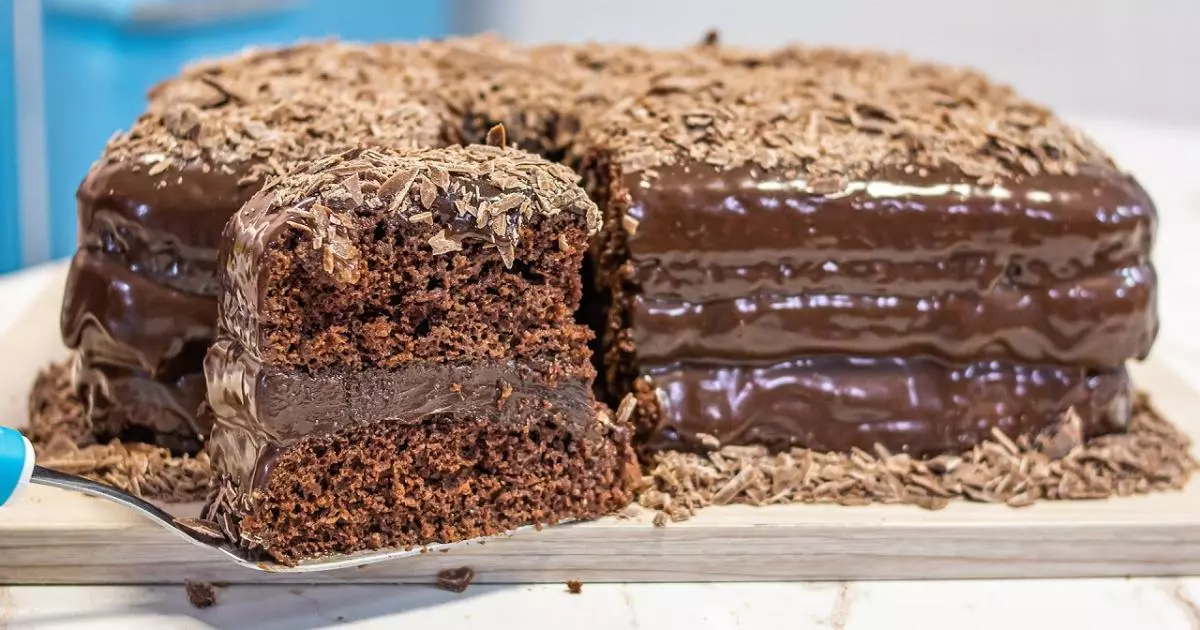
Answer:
[59, 59, 443, 450]
[625, 163, 1156, 368]
[616, 162, 1155, 455]
[61, 160, 257, 450]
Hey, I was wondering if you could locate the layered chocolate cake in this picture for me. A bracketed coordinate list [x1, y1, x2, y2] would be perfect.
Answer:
[32, 36, 1187, 550]
[581, 58, 1156, 456]
[62, 44, 442, 452]
[203, 142, 636, 561]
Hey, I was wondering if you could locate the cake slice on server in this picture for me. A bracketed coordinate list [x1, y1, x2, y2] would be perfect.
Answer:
[203, 137, 638, 563]
[580, 55, 1157, 457]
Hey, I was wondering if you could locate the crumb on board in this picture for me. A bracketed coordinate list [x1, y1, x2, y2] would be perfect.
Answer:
[436, 567, 476, 593]
[566, 580, 583, 594]
[185, 581, 218, 609]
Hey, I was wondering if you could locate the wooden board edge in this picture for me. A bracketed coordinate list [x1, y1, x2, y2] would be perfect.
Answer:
[3, 518, 1200, 584]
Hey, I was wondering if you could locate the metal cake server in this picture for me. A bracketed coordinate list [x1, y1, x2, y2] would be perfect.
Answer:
[0, 426, 521, 572]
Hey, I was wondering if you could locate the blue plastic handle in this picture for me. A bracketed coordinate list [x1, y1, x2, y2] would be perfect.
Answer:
[0, 426, 34, 507]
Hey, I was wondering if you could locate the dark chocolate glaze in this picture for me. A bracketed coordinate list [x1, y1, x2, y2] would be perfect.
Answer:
[632, 266, 1154, 367]
[623, 163, 1157, 370]
[616, 161, 1156, 453]
[61, 160, 258, 448]
[643, 357, 1130, 455]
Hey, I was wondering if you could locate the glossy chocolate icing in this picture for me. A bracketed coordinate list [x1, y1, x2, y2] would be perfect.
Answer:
[643, 357, 1130, 455]
[624, 163, 1156, 369]
[61, 160, 258, 448]
[617, 161, 1157, 453]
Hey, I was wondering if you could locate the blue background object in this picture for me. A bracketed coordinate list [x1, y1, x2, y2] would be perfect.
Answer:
[1, 0, 448, 272]
[0, 0, 19, 273]
[0, 426, 33, 507]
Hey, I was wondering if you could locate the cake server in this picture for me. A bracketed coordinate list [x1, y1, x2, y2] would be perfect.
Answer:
[0, 426, 525, 572]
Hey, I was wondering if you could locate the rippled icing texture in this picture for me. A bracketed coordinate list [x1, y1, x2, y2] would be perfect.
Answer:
[598, 161, 1156, 455]
[60, 161, 257, 451]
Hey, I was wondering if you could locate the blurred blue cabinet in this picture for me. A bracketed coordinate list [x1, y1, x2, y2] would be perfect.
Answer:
[0, 0, 17, 273]
[40, 0, 448, 262]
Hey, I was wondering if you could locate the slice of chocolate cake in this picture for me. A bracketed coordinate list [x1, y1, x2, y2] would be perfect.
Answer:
[62, 47, 444, 452]
[580, 57, 1157, 456]
[204, 142, 637, 563]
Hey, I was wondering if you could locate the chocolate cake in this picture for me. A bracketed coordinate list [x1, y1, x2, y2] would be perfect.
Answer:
[35, 36, 1183, 538]
[62, 44, 443, 452]
[580, 57, 1157, 456]
[202, 143, 636, 562]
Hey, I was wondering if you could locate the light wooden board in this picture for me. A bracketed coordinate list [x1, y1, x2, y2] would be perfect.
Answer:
[1, 269, 1198, 584]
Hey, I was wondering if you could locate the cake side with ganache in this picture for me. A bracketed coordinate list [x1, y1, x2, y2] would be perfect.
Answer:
[38, 36, 1174, 523]
[60, 42, 446, 452]
[578, 55, 1157, 456]
[202, 141, 637, 562]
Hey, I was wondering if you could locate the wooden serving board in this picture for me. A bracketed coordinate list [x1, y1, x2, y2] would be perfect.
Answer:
[2, 268, 1198, 584]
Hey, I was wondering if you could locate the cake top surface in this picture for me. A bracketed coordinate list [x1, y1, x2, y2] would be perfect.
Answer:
[253, 140, 599, 271]
[94, 37, 1122, 191]
[95, 90, 444, 183]
[93, 39, 449, 181]
[150, 40, 441, 108]
[586, 46, 1115, 186]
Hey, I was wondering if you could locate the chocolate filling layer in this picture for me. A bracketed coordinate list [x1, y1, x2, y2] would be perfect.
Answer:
[205, 338, 598, 497]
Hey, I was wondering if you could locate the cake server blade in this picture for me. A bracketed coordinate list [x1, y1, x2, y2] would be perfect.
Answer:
[1, 426, 533, 573]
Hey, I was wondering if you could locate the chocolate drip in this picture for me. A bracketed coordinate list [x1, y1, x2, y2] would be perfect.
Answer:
[61, 160, 259, 448]
[644, 357, 1131, 456]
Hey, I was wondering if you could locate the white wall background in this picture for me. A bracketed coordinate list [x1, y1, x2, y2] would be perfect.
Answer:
[455, 0, 1200, 126]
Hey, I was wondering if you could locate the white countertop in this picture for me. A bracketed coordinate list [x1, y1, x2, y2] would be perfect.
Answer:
[4, 116, 1200, 629]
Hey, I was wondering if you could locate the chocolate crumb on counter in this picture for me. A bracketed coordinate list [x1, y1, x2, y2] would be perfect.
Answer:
[436, 567, 476, 593]
[185, 581, 218, 609]
[566, 580, 583, 594]
[638, 393, 1197, 521]
[25, 359, 212, 503]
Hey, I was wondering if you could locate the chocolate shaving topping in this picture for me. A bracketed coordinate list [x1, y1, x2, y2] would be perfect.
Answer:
[485, 123, 507, 148]
[257, 145, 600, 271]
[585, 47, 1116, 184]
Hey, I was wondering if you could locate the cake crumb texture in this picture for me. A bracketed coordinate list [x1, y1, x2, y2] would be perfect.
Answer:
[217, 399, 636, 563]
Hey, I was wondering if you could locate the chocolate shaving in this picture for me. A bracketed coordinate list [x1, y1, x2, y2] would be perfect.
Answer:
[24, 360, 212, 503]
[638, 392, 1196, 520]
[436, 567, 476, 593]
[485, 124, 507, 148]
[428, 230, 463, 255]
[185, 581, 218, 609]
